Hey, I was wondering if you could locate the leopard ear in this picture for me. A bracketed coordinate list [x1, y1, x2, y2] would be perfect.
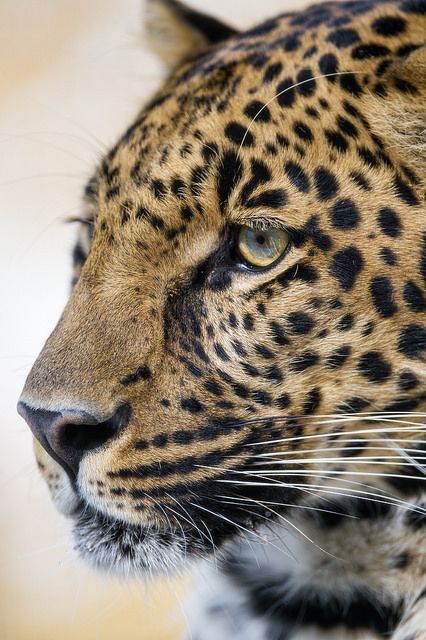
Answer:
[371, 46, 426, 179]
[145, 0, 237, 68]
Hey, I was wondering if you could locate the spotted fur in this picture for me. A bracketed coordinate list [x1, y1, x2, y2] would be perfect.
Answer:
[18, 0, 426, 638]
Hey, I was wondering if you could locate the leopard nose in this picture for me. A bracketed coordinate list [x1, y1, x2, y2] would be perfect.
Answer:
[17, 401, 131, 476]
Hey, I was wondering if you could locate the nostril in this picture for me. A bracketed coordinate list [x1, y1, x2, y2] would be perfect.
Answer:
[18, 401, 132, 476]
[59, 404, 132, 456]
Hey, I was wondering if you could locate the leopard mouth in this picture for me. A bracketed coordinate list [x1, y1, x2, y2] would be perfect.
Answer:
[70, 490, 275, 577]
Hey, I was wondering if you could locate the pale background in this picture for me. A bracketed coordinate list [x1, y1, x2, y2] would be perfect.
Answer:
[1, 1, 314, 638]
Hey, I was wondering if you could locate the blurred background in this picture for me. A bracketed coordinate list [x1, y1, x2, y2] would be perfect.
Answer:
[0, 1, 314, 638]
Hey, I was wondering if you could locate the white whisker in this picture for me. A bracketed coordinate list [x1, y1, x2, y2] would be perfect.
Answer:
[384, 438, 426, 477]
[255, 442, 426, 458]
[251, 457, 426, 467]
[247, 425, 426, 448]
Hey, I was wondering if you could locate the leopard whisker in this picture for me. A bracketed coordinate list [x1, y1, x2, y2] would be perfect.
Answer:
[162, 502, 204, 555]
[214, 494, 359, 520]
[246, 425, 426, 449]
[221, 411, 426, 432]
[188, 501, 294, 559]
[215, 476, 426, 515]
[251, 457, 426, 467]
[255, 442, 426, 458]
[237, 495, 343, 560]
[165, 492, 217, 554]
[383, 438, 426, 478]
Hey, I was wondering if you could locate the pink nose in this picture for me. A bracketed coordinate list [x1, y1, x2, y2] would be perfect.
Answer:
[17, 401, 131, 476]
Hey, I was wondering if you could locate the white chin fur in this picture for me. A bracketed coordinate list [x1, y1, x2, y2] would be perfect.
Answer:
[72, 505, 200, 579]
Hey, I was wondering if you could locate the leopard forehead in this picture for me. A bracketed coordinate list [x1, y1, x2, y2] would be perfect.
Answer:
[22, 0, 425, 543]
[86, 0, 425, 260]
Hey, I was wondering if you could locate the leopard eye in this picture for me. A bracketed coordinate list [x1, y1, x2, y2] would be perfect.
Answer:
[236, 225, 290, 268]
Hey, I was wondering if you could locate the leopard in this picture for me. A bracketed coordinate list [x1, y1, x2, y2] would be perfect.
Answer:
[17, 0, 426, 638]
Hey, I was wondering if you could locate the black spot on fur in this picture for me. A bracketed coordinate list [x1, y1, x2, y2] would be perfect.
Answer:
[244, 100, 271, 122]
[398, 324, 426, 359]
[326, 345, 351, 368]
[277, 264, 319, 287]
[318, 53, 339, 80]
[403, 281, 426, 312]
[358, 351, 392, 382]
[314, 167, 339, 201]
[288, 312, 314, 334]
[276, 393, 291, 409]
[217, 151, 243, 213]
[240, 159, 271, 204]
[263, 62, 283, 83]
[303, 388, 321, 414]
[244, 314, 255, 330]
[325, 129, 348, 152]
[293, 121, 313, 143]
[394, 176, 419, 206]
[270, 321, 289, 346]
[351, 43, 390, 59]
[338, 397, 371, 413]
[350, 171, 370, 190]
[181, 397, 204, 413]
[330, 198, 360, 229]
[296, 68, 316, 96]
[277, 77, 296, 107]
[340, 73, 363, 97]
[398, 371, 419, 391]
[290, 351, 319, 372]
[204, 379, 224, 396]
[400, 0, 426, 14]
[370, 276, 398, 317]
[246, 189, 287, 209]
[337, 314, 354, 330]
[336, 116, 358, 138]
[372, 15, 406, 36]
[327, 28, 360, 48]
[284, 161, 310, 192]
[152, 434, 168, 448]
[377, 207, 401, 237]
[380, 247, 397, 266]
[329, 246, 364, 290]
[225, 122, 254, 147]
[278, 34, 301, 52]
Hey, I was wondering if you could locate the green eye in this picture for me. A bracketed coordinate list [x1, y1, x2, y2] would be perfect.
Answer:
[237, 226, 290, 268]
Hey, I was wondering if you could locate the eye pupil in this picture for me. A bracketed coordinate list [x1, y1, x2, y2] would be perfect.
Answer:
[256, 234, 266, 245]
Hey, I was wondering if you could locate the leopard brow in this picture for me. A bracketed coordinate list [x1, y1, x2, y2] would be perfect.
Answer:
[233, 215, 291, 231]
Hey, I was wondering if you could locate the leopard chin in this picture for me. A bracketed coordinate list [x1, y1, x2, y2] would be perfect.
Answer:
[71, 501, 195, 578]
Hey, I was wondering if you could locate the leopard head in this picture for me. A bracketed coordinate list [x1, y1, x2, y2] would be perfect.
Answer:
[18, 0, 426, 577]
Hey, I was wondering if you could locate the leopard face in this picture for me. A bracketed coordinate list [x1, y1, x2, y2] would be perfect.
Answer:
[18, 0, 426, 577]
